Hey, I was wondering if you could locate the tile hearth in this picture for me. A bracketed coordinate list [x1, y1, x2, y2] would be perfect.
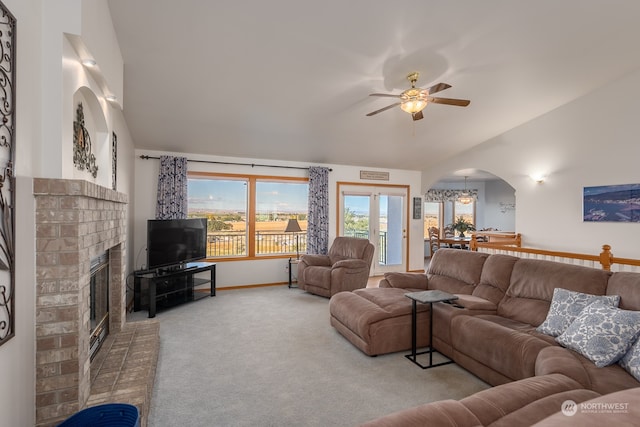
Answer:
[88, 319, 159, 427]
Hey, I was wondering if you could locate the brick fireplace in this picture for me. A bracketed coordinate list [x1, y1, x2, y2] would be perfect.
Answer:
[34, 179, 128, 426]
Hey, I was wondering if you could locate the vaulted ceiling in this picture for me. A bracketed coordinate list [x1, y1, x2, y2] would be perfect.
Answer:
[107, 0, 640, 174]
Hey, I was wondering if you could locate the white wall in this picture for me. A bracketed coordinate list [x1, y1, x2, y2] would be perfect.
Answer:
[2, 1, 40, 425]
[484, 180, 516, 231]
[0, 1, 134, 424]
[423, 68, 640, 258]
[134, 150, 424, 287]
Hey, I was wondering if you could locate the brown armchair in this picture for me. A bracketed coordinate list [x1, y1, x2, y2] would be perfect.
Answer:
[297, 237, 374, 298]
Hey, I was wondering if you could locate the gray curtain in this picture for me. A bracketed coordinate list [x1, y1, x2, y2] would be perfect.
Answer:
[307, 166, 329, 255]
[155, 156, 188, 219]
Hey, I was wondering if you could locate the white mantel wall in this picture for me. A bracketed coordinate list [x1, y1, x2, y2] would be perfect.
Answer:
[134, 150, 424, 287]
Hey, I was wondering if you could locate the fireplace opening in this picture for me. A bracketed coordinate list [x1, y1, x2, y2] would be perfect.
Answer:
[90, 252, 109, 361]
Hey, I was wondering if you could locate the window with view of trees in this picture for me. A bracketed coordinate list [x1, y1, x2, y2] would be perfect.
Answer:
[187, 173, 308, 259]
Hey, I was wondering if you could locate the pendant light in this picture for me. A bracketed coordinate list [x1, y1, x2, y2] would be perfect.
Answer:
[458, 176, 473, 205]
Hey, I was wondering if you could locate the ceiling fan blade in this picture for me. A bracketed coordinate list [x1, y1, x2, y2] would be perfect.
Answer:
[427, 96, 471, 107]
[366, 102, 401, 116]
[369, 93, 402, 98]
[423, 82, 451, 95]
[412, 111, 424, 121]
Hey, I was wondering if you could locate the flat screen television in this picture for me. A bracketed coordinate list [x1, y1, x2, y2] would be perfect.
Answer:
[147, 218, 208, 270]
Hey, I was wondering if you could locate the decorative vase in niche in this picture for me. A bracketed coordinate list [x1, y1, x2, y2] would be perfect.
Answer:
[459, 232, 465, 238]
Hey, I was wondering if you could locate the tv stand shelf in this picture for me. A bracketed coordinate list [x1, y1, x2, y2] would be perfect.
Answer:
[133, 262, 216, 318]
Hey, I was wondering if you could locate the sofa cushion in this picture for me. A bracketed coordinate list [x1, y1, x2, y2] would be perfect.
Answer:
[426, 249, 489, 294]
[303, 265, 332, 289]
[607, 272, 640, 311]
[452, 315, 553, 382]
[537, 288, 620, 337]
[472, 254, 519, 305]
[556, 301, 640, 367]
[498, 259, 612, 326]
[619, 337, 640, 382]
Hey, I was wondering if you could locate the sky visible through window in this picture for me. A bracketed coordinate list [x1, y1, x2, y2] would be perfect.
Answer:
[188, 179, 308, 213]
[256, 182, 308, 213]
[344, 196, 388, 216]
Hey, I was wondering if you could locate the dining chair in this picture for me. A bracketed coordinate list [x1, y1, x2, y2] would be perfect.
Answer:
[443, 226, 462, 249]
[428, 226, 440, 257]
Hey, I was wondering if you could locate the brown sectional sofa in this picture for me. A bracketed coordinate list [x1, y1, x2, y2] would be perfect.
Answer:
[327, 248, 640, 425]
[361, 373, 640, 426]
[360, 374, 601, 427]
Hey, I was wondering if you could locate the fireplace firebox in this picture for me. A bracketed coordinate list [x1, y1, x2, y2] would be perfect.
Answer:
[90, 252, 109, 361]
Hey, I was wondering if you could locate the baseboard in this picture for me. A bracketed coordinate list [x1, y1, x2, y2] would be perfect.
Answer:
[218, 282, 288, 291]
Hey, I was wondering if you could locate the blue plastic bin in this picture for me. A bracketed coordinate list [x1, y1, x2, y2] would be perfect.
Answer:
[58, 403, 140, 427]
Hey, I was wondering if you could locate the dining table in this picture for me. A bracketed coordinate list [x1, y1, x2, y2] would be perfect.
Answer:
[439, 236, 472, 249]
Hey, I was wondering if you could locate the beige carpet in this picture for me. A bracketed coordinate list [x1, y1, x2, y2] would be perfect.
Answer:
[146, 285, 489, 426]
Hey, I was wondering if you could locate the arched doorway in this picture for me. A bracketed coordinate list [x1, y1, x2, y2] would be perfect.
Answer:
[424, 169, 516, 252]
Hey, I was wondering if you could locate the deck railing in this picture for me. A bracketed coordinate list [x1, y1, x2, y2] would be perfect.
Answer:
[206, 231, 307, 257]
[206, 230, 388, 264]
[344, 230, 387, 264]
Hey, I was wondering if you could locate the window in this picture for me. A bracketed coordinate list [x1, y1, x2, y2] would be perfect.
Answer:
[255, 180, 308, 256]
[187, 173, 308, 259]
[423, 202, 442, 238]
[453, 200, 475, 228]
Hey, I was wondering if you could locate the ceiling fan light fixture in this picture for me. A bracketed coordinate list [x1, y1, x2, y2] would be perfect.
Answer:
[365, 72, 469, 119]
[400, 99, 427, 114]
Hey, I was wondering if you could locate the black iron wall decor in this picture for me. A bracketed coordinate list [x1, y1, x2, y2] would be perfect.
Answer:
[0, 0, 16, 348]
[73, 102, 98, 177]
[112, 131, 117, 190]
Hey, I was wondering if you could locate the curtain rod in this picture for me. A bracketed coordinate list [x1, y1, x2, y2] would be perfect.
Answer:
[138, 155, 332, 171]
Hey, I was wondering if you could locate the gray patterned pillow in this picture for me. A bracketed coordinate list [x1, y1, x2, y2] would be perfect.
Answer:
[619, 337, 640, 381]
[537, 288, 620, 337]
[556, 301, 640, 367]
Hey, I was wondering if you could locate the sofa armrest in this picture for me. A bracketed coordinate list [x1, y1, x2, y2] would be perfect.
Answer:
[359, 399, 481, 427]
[535, 346, 592, 389]
[452, 295, 497, 311]
[300, 254, 331, 267]
[379, 272, 428, 290]
[332, 259, 369, 270]
[461, 373, 587, 426]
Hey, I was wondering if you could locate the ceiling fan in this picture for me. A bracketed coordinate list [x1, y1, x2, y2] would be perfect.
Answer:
[366, 72, 470, 121]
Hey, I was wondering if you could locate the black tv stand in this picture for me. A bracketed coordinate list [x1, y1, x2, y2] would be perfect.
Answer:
[133, 262, 216, 318]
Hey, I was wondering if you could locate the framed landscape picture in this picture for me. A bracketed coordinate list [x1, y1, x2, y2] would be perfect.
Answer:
[583, 183, 640, 222]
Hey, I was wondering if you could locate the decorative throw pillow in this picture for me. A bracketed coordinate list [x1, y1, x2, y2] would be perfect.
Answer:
[556, 301, 640, 368]
[537, 288, 620, 337]
[619, 337, 640, 382]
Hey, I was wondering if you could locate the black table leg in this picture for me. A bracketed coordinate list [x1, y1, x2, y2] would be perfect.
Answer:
[411, 300, 417, 360]
[429, 301, 434, 367]
[149, 279, 156, 318]
[405, 300, 454, 369]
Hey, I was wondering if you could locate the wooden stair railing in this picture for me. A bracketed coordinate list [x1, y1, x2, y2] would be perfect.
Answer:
[474, 241, 640, 272]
